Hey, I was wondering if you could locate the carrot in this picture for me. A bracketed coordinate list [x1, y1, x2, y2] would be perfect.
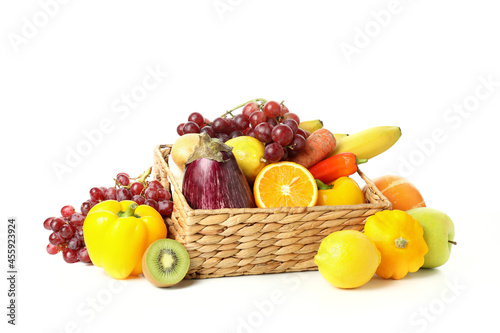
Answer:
[289, 128, 336, 169]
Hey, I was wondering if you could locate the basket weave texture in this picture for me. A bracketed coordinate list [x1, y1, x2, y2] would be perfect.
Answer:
[153, 144, 391, 279]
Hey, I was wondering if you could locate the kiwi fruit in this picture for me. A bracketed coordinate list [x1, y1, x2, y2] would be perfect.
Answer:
[142, 239, 190, 287]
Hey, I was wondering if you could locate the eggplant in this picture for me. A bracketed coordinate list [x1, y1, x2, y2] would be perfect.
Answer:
[182, 133, 256, 210]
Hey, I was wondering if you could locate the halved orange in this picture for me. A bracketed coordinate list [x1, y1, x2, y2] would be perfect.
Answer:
[253, 161, 318, 208]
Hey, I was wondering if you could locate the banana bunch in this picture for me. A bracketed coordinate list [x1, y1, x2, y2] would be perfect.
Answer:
[299, 120, 401, 160]
[328, 126, 401, 159]
[298, 119, 324, 133]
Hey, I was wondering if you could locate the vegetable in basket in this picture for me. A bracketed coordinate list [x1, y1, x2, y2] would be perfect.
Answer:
[182, 133, 256, 210]
[315, 177, 365, 206]
[288, 128, 336, 169]
[309, 152, 367, 184]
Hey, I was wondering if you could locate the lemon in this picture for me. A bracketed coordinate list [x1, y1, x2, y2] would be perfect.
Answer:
[314, 230, 381, 289]
[225, 136, 267, 184]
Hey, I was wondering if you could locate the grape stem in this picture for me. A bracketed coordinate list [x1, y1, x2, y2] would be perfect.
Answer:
[220, 98, 268, 118]
[135, 166, 153, 185]
[115, 166, 152, 188]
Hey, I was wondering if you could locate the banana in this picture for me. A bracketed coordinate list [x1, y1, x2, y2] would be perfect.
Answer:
[328, 126, 401, 159]
[333, 133, 349, 141]
[299, 119, 323, 133]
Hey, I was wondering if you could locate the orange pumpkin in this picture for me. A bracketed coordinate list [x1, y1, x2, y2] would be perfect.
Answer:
[363, 210, 428, 280]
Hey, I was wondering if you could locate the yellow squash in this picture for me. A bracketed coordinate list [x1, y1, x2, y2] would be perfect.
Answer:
[363, 210, 428, 280]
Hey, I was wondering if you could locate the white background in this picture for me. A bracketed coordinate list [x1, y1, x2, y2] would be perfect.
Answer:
[1, 1, 499, 332]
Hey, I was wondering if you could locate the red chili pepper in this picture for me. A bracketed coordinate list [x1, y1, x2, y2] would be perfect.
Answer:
[308, 152, 367, 184]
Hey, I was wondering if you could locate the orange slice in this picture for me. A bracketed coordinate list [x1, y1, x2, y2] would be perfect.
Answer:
[253, 161, 318, 208]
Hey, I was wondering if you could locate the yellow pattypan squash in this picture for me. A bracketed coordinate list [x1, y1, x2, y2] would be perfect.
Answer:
[363, 210, 428, 280]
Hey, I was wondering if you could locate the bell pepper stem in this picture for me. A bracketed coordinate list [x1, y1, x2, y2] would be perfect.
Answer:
[120, 203, 138, 218]
[356, 158, 368, 165]
[316, 179, 334, 190]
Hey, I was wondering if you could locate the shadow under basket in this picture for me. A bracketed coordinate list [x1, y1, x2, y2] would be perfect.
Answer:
[153, 144, 392, 279]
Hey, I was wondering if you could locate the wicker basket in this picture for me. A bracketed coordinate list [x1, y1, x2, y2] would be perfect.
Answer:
[152, 144, 391, 279]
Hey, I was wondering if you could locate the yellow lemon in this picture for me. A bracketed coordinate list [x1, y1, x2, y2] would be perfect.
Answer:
[226, 136, 267, 184]
[314, 230, 381, 289]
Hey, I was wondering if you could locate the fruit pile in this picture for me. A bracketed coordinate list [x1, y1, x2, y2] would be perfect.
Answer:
[169, 97, 456, 288]
[176, 99, 307, 162]
[43, 97, 456, 290]
[171, 98, 402, 210]
[315, 208, 456, 289]
[43, 168, 173, 265]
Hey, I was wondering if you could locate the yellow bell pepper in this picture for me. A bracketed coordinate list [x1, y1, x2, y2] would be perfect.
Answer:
[83, 200, 167, 279]
[316, 177, 365, 206]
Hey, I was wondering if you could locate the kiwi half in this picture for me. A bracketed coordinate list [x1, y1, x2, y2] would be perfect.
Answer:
[142, 239, 190, 287]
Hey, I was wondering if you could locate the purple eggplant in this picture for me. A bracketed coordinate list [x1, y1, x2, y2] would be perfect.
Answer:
[182, 133, 256, 210]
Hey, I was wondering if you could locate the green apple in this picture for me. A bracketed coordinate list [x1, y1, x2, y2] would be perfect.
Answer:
[407, 207, 455, 268]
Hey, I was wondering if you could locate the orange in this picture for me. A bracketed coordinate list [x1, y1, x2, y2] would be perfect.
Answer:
[367, 175, 426, 211]
[253, 161, 318, 208]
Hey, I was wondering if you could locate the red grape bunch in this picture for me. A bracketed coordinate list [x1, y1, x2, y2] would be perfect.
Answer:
[44, 168, 174, 264]
[44, 206, 91, 264]
[80, 168, 174, 218]
[175, 99, 307, 163]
